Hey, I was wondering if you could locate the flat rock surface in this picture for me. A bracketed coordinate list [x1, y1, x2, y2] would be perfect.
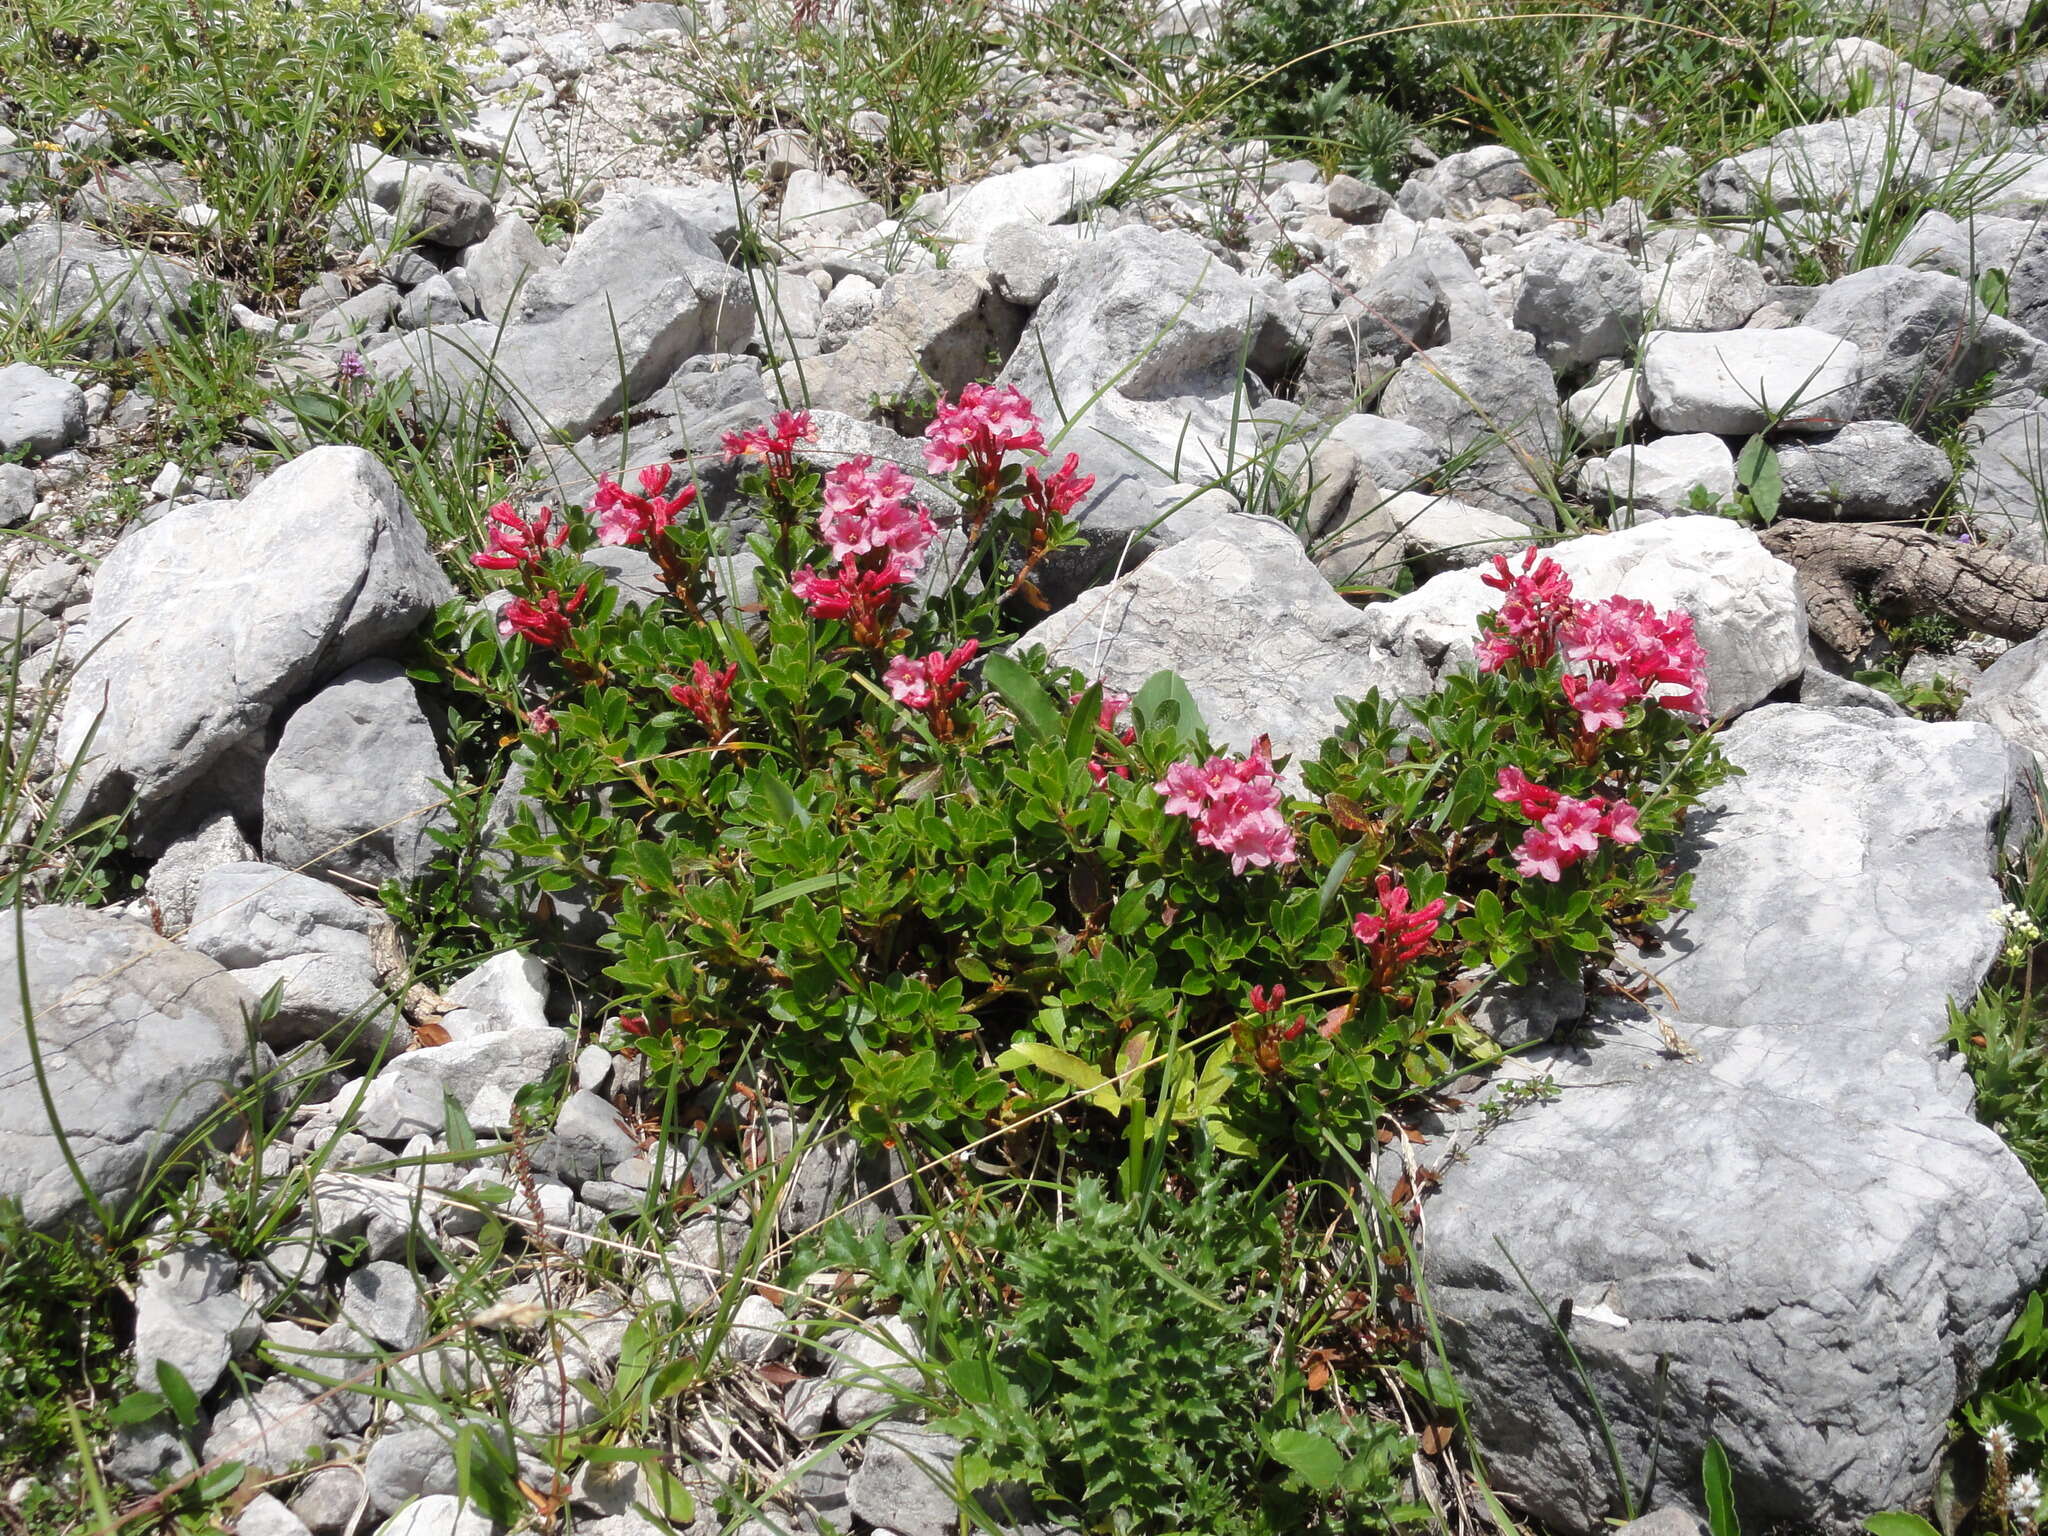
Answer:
[0, 907, 251, 1229]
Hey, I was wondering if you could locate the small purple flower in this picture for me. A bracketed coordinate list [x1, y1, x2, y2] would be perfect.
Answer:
[337, 349, 366, 381]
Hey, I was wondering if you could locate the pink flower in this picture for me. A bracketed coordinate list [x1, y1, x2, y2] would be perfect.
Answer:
[1248, 983, 1287, 1015]
[1021, 453, 1095, 522]
[527, 705, 557, 735]
[789, 555, 910, 620]
[819, 457, 936, 571]
[1513, 827, 1573, 883]
[1508, 792, 1644, 882]
[472, 500, 567, 573]
[592, 464, 698, 547]
[1494, 766, 1560, 821]
[1562, 672, 1634, 734]
[721, 410, 816, 480]
[670, 659, 739, 736]
[923, 383, 1045, 478]
[884, 640, 979, 713]
[498, 583, 588, 649]
[1352, 871, 1447, 981]
[1544, 796, 1605, 856]
[1154, 737, 1297, 875]
[1600, 799, 1642, 844]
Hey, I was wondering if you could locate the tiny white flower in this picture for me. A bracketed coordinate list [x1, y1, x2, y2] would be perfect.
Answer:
[2009, 1471, 2042, 1518]
[1986, 1422, 2019, 1461]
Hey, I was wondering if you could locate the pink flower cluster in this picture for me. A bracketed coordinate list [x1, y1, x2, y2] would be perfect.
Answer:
[1352, 872, 1446, 981]
[885, 640, 979, 723]
[1155, 738, 1298, 875]
[923, 383, 1044, 481]
[791, 456, 939, 643]
[472, 501, 567, 574]
[593, 464, 699, 548]
[1495, 767, 1642, 883]
[721, 409, 815, 482]
[1559, 595, 1709, 725]
[1477, 546, 1710, 733]
[1021, 453, 1095, 523]
[670, 659, 738, 737]
[818, 457, 935, 570]
[1475, 546, 1575, 673]
[500, 583, 588, 649]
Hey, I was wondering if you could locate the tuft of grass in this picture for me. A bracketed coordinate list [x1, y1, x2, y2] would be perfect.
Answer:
[0, 0, 464, 303]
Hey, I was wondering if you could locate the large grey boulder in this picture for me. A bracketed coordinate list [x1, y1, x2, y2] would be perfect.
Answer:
[1892, 209, 2035, 281]
[1399, 145, 1539, 218]
[0, 222, 215, 359]
[1638, 243, 1769, 332]
[1648, 705, 2015, 1038]
[1017, 510, 1381, 767]
[1638, 327, 1860, 435]
[459, 212, 560, 322]
[1802, 264, 2048, 419]
[55, 447, 453, 841]
[994, 225, 1293, 480]
[1352, 517, 1806, 720]
[133, 1244, 260, 1398]
[1959, 396, 2048, 557]
[1376, 331, 1563, 524]
[1579, 433, 1736, 521]
[0, 907, 251, 1229]
[773, 268, 1025, 426]
[1315, 488, 1526, 588]
[262, 661, 454, 888]
[0, 362, 87, 460]
[183, 861, 404, 1058]
[1772, 420, 1954, 518]
[349, 146, 495, 249]
[1426, 1006, 2047, 1535]
[1022, 515, 1802, 765]
[1513, 239, 1644, 372]
[373, 192, 755, 447]
[1962, 634, 2048, 770]
[1293, 254, 1448, 417]
[1959, 150, 2048, 221]
[183, 862, 389, 970]
[1787, 35, 1996, 148]
[1698, 114, 1931, 218]
[846, 1425, 964, 1536]
[912, 154, 1124, 259]
[353, 1027, 571, 1139]
[1428, 703, 2048, 1534]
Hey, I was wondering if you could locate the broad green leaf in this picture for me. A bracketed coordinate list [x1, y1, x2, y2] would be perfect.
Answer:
[1865, 1517, 1943, 1536]
[1131, 669, 1206, 749]
[1316, 843, 1360, 921]
[107, 1390, 169, 1427]
[981, 653, 1063, 743]
[996, 1042, 1116, 1110]
[1703, 1439, 1740, 1536]
[758, 772, 811, 829]
[642, 1464, 697, 1523]
[753, 872, 847, 912]
[1269, 1428, 1344, 1490]
[155, 1359, 201, 1429]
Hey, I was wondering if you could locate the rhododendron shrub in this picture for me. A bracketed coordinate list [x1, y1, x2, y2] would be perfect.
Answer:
[432, 382, 1729, 1161]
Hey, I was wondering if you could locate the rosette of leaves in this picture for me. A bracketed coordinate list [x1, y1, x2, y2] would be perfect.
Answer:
[931, 1163, 1419, 1536]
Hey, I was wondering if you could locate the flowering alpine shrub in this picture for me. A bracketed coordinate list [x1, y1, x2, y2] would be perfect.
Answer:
[437, 396, 1731, 1161]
